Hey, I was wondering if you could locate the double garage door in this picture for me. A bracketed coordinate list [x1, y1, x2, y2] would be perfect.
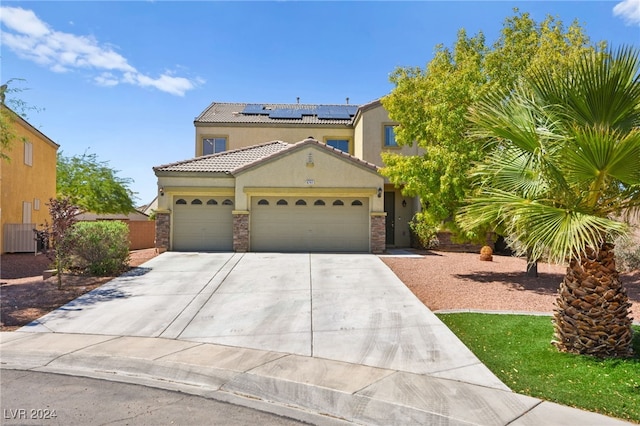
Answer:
[251, 196, 369, 252]
[172, 196, 234, 251]
[172, 195, 370, 252]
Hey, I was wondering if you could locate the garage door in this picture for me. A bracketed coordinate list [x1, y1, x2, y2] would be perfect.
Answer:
[172, 196, 234, 251]
[251, 197, 369, 252]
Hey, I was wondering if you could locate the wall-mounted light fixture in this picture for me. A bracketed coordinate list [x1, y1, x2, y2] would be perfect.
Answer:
[402, 199, 407, 207]
[377, 187, 382, 198]
[159, 187, 165, 197]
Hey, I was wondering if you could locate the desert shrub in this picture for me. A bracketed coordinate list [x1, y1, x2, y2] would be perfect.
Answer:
[66, 221, 130, 276]
[615, 234, 640, 272]
[409, 212, 439, 249]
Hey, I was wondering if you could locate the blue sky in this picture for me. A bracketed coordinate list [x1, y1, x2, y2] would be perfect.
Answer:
[2, 1, 639, 206]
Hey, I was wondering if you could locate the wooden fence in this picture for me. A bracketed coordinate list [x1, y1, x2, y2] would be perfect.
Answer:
[126, 221, 155, 250]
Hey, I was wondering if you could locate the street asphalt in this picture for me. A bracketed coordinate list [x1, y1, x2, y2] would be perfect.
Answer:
[0, 252, 634, 425]
[1, 369, 306, 425]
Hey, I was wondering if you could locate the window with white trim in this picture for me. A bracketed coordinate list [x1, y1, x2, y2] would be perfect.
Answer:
[23, 201, 32, 223]
[24, 141, 33, 166]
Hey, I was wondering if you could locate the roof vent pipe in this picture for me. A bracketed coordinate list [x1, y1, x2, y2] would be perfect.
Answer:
[346, 97, 349, 104]
[297, 97, 300, 104]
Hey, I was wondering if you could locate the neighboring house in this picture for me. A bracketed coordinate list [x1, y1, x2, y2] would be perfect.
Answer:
[1, 104, 59, 253]
[154, 100, 423, 253]
[138, 196, 158, 217]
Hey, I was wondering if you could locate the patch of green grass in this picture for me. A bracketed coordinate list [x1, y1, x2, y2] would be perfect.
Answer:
[437, 313, 640, 423]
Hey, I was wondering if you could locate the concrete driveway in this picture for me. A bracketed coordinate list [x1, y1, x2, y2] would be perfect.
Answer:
[8, 252, 631, 425]
[21, 252, 498, 383]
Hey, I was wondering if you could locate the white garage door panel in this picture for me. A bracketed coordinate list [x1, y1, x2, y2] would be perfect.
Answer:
[173, 197, 233, 251]
[251, 197, 369, 252]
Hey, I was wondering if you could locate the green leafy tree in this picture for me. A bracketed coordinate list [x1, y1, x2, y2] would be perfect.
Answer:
[57, 152, 136, 214]
[458, 46, 640, 358]
[0, 79, 41, 160]
[381, 10, 597, 241]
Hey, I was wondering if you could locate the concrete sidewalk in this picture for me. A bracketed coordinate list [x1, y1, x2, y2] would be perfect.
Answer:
[0, 252, 633, 425]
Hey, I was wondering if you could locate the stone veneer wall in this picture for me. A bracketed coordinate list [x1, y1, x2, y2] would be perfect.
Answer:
[155, 212, 170, 252]
[233, 213, 249, 252]
[370, 214, 386, 254]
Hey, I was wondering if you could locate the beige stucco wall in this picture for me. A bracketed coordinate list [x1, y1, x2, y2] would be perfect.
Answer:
[234, 145, 384, 212]
[1, 108, 59, 253]
[196, 125, 354, 156]
[154, 174, 235, 211]
[353, 103, 422, 167]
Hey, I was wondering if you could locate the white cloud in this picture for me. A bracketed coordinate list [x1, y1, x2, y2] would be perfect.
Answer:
[0, 6, 200, 96]
[613, 0, 640, 26]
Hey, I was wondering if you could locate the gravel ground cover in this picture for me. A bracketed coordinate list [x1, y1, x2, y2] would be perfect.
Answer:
[0, 249, 157, 331]
[381, 251, 639, 320]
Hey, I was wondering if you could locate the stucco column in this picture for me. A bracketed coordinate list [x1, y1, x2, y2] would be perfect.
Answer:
[233, 211, 250, 252]
[155, 211, 170, 253]
[370, 213, 386, 254]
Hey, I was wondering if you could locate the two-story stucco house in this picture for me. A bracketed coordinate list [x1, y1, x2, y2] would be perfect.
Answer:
[153, 99, 422, 253]
[1, 104, 59, 253]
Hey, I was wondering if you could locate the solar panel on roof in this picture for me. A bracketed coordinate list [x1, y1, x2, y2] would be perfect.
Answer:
[317, 109, 346, 119]
[315, 105, 355, 120]
[269, 109, 303, 119]
[242, 104, 266, 115]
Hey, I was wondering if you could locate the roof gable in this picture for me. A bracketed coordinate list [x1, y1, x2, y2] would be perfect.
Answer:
[233, 138, 379, 175]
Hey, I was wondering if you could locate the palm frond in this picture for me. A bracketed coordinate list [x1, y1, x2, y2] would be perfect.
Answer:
[530, 46, 640, 132]
[459, 189, 628, 263]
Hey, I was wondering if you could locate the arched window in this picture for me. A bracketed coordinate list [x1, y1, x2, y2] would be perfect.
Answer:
[277, 199, 288, 206]
[314, 200, 326, 206]
[295, 199, 307, 206]
[207, 199, 218, 205]
[333, 200, 344, 206]
[257, 199, 269, 205]
[222, 199, 233, 206]
[191, 199, 203, 205]
[351, 200, 363, 206]
[176, 199, 187, 205]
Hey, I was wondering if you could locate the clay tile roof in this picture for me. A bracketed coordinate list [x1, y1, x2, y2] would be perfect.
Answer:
[154, 139, 380, 175]
[153, 141, 290, 173]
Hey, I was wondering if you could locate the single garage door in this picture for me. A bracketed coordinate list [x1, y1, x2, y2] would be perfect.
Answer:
[251, 196, 369, 252]
[172, 196, 234, 251]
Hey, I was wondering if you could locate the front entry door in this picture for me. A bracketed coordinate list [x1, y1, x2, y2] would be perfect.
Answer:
[384, 191, 395, 245]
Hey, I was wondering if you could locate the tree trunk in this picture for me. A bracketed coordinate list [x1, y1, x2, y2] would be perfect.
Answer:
[526, 249, 538, 278]
[552, 243, 634, 358]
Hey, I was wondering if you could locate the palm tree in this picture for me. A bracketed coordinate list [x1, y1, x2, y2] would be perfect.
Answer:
[458, 46, 640, 358]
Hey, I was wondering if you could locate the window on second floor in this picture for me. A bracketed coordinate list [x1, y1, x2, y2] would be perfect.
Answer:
[24, 141, 33, 166]
[325, 138, 350, 153]
[383, 125, 398, 148]
[202, 137, 227, 155]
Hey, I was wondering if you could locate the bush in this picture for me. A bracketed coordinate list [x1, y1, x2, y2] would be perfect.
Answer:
[409, 212, 439, 249]
[66, 221, 130, 276]
[615, 234, 640, 272]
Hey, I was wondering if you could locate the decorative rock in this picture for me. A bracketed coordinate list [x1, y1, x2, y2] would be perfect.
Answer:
[479, 245, 493, 261]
